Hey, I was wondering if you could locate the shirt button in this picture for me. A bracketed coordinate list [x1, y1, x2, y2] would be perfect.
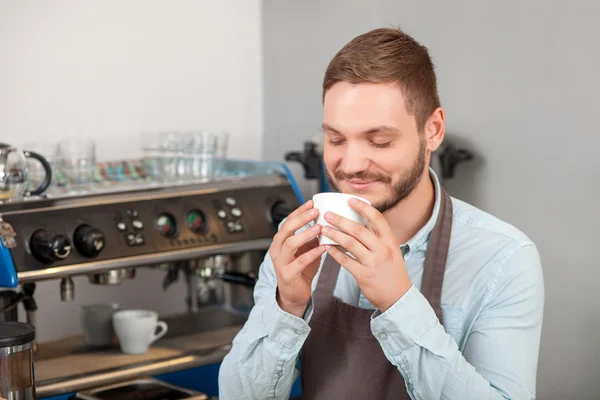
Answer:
[378, 333, 388, 341]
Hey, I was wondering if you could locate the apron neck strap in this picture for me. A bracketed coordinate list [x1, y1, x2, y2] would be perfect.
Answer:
[420, 188, 453, 326]
[315, 254, 341, 294]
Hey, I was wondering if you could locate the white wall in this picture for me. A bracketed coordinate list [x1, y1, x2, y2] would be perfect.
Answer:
[0, 0, 263, 161]
[261, 1, 600, 399]
[0, 0, 263, 342]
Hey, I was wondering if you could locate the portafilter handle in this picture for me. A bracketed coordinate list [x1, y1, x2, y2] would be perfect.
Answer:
[215, 271, 257, 288]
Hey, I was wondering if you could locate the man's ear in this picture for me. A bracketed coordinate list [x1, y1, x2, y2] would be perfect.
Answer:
[425, 107, 445, 152]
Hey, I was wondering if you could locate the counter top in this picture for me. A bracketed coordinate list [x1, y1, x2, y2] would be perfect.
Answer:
[34, 324, 243, 398]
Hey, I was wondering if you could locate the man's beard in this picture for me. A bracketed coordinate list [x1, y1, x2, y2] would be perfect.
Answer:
[325, 136, 427, 214]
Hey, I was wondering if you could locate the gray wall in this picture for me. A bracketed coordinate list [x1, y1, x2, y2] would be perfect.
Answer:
[262, 1, 600, 399]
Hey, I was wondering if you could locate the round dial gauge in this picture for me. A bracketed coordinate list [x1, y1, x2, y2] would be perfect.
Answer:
[155, 213, 177, 237]
[186, 209, 208, 234]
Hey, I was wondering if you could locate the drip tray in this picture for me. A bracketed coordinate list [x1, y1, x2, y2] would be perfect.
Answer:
[74, 377, 209, 400]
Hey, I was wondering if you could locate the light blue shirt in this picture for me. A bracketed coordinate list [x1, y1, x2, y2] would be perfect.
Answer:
[218, 169, 544, 400]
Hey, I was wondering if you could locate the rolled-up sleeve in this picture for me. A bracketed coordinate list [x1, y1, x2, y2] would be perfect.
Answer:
[370, 244, 544, 400]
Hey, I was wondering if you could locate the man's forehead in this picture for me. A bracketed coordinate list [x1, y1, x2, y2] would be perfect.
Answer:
[323, 82, 410, 126]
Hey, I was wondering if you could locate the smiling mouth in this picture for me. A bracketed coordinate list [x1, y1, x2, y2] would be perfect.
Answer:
[345, 180, 377, 190]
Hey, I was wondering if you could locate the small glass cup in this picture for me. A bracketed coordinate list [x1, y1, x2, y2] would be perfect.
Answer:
[58, 139, 96, 191]
[214, 131, 230, 177]
[140, 131, 187, 182]
[184, 131, 218, 180]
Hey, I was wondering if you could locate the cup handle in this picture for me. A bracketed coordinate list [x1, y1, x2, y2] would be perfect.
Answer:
[23, 150, 53, 196]
[149, 321, 168, 344]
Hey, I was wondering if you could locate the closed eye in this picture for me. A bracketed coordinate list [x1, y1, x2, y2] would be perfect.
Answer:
[328, 139, 345, 146]
[371, 141, 391, 148]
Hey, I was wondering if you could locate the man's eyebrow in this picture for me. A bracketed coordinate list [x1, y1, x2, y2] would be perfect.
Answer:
[321, 123, 340, 134]
[321, 123, 400, 135]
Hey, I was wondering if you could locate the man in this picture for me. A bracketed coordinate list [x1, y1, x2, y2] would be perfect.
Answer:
[218, 28, 544, 399]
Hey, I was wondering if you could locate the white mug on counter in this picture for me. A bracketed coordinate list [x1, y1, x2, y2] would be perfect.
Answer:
[112, 309, 168, 354]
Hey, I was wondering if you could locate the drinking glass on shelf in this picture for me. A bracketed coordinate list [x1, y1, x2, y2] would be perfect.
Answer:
[216, 131, 229, 159]
[214, 131, 230, 177]
[164, 131, 187, 181]
[58, 139, 97, 191]
[183, 131, 218, 180]
[140, 131, 185, 182]
[140, 132, 163, 181]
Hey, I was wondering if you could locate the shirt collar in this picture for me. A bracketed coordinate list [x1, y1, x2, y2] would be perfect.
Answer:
[400, 167, 442, 258]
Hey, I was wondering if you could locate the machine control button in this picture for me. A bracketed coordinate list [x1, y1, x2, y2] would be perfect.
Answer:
[116, 222, 127, 232]
[126, 233, 136, 246]
[226, 220, 244, 233]
[231, 208, 242, 217]
[30, 229, 72, 263]
[217, 210, 227, 219]
[74, 225, 106, 257]
[134, 233, 145, 245]
[225, 197, 236, 206]
[271, 201, 294, 229]
[132, 220, 144, 230]
[126, 209, 139, 217]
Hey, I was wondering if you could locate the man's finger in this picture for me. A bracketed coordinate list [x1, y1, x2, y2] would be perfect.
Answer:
[289, 245, 327, 276]
[321, 225, 370, 263]
[323, 211, 378, 251]
[348, 198, 392, 237]
[296, 236, 320, 257]
[279, 224, 322, 265]
[325, 245, 362, 278]
[272, 205, 318, 252]
[286, 199, 314, 220]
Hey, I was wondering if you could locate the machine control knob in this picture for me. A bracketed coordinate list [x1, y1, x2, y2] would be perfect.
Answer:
[74, 224, 106, 257]
[30, 229, 72, 263]
[271, 201, 294, 228]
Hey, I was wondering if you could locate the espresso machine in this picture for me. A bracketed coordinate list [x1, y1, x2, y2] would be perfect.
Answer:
[0, 159, 301, 399]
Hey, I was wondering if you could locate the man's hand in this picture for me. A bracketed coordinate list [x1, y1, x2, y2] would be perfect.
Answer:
[270, 200, 326, 318]
[321, 197, 412, 312]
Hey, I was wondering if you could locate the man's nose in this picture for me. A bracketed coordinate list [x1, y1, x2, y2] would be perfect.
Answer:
[339, 143, 370, 175]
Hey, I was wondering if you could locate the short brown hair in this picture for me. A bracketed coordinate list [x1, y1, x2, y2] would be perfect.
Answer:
[323, 28, 440, 132]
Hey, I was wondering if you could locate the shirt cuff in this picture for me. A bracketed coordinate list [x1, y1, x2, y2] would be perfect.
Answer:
[262, 288, 311, 349]
[370, 285, 438, 354]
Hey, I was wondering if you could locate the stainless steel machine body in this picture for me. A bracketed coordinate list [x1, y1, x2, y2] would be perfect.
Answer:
[0, 174, 297, 284]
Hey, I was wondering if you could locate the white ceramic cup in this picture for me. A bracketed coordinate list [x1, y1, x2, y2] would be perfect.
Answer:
[112, 309, 168, 354]
[312, 193, 371, 245]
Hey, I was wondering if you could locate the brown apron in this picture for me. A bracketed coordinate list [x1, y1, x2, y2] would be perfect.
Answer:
[299, 189, 453, 399]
